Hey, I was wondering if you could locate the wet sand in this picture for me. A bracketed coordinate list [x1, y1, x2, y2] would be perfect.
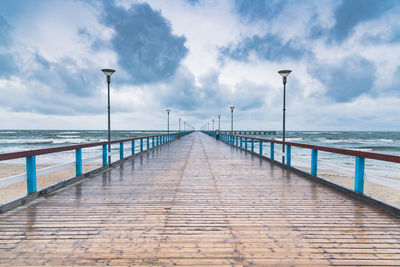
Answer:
[295, 165, 400, 207]
[0, 163, 101, 204]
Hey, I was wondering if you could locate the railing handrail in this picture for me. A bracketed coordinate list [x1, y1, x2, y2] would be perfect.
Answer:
[224, 134, 400, 164]
[0, 132, 180, 161]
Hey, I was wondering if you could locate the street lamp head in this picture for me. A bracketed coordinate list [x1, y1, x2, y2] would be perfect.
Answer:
[166, 109, 170, 114]
[101, 69, 116, 77]
[230, 106, 235, 111]
[278, 70, 292, 85]
[278, 70, 291, 78]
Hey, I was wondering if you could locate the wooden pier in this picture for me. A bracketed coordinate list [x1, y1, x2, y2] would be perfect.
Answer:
[0, 132, 399, 266]
[220, 130, 276, 135]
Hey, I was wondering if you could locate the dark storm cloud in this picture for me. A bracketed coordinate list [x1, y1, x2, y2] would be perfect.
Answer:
[329, 0, 393, 43]
[102, 2, 188, 85]
[233, 0, 287, 22]
[310, 56, 376, 102]
[220, 33, 308, 62]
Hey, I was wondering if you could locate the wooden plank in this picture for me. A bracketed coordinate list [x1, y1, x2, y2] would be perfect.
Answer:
[0, 133, 399, 266]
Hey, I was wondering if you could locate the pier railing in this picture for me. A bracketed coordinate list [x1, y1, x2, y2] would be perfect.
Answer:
[216, 132, 400, 196]
[0, 131, 191, 201]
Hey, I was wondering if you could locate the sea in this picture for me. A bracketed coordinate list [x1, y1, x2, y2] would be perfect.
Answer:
[0, 130, 400, 181]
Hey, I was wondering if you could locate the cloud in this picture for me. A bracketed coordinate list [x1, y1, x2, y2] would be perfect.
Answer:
[185, 0, 200, 6]
[0, 14, 11, 45]
[0, 54, 17, 78]
[310, 55, 376, 102]
[102, 2, 188, 85]
[0, 14, 18, 78]
[159, 67, 200, 111]
[233, 0, 287, 22]
[329, 0, 393, 43]
[220, 33, 308, 62]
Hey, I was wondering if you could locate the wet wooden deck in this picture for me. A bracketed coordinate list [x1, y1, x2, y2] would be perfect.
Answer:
[0, 132, 399, 266]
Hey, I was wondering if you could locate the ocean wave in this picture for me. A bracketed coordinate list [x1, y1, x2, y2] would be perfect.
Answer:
[52, 138, 88, 144]
[58, 131, 82, 134]
[56, 135, 81, 138]
[0, 139, 53, 144]
[0, 131, 16, 134]
[357, 146, 400, 151]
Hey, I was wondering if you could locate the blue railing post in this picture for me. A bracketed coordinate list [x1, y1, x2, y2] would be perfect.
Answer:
[286, 145, 291, 166]
[132, 140, 135, 155]
[270, 142, 274, 160]
[157, 136, 159, 146]
[120, 142, 124, 160]
[152, 137, 155, 148]
[259, 141, 263, 155]
[355, 156, 365, 193]
[75, 148, 82, 176]
[147, 138, 150, 150]
[251, 139, 254, 152]
[245, 138, 248, 150]
[140, 139, 143, 152]
[236, 136, 238, 146]
[26, 156, 37, 194]
[102, 145, 107, 166]
[240, 137, 242, 148]
[311, 149, 318, 176]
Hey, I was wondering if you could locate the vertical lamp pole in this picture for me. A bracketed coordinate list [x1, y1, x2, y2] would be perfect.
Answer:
[212, 119, 214, 131]
[101, 68, 116, 166]
[166, 109, 170, 139]
[179, 117, 181, 138]
[230, 106, 235, 142]
[278, 70, 292, 164]
[218, 115, 221, 130]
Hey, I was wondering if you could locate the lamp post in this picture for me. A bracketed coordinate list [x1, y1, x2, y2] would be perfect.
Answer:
[179, 117, 181, 137]
[166, 110, 170, 138]
[218, 115, 221, 130]
[184, 121, 186, 132]
[230, 106, 235, 132]
[212, 119, 214, 131]
[278, 69, 292, 164]
[101, 68, 116, 165]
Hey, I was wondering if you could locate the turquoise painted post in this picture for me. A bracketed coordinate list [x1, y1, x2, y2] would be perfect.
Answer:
[102, 145, 107, 166]
[236, 136, 238, 146]
[259, 141, 263, 155]
[286, 145, 291, 166]
[26, 156, 36, 194]
[240, 137, 242, 148]
[251, 139, 254, 152]
[245, 138, 248, 150]
[157, 136, 159, 146]
[120, 142, 124, 160]
[311, 149, 318, 176]
[355, 157, 365, 193]
[147, 138, 150, 150]
[270, 142, 274, 160]
[140, 139, 143, 152]
[75, 148, 82, 176]
[132, 140, 135, 155]
[152, 137, 155, 148]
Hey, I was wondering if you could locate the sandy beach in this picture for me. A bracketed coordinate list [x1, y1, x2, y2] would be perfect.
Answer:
[294, 165, 400, 207]
[0, 162, 101, 204]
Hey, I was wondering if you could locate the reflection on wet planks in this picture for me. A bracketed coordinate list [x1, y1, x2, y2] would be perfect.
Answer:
[0, 133, 399, 266]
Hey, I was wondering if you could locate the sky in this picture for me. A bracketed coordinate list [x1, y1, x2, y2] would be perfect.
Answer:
[0, 0, 399, 131]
